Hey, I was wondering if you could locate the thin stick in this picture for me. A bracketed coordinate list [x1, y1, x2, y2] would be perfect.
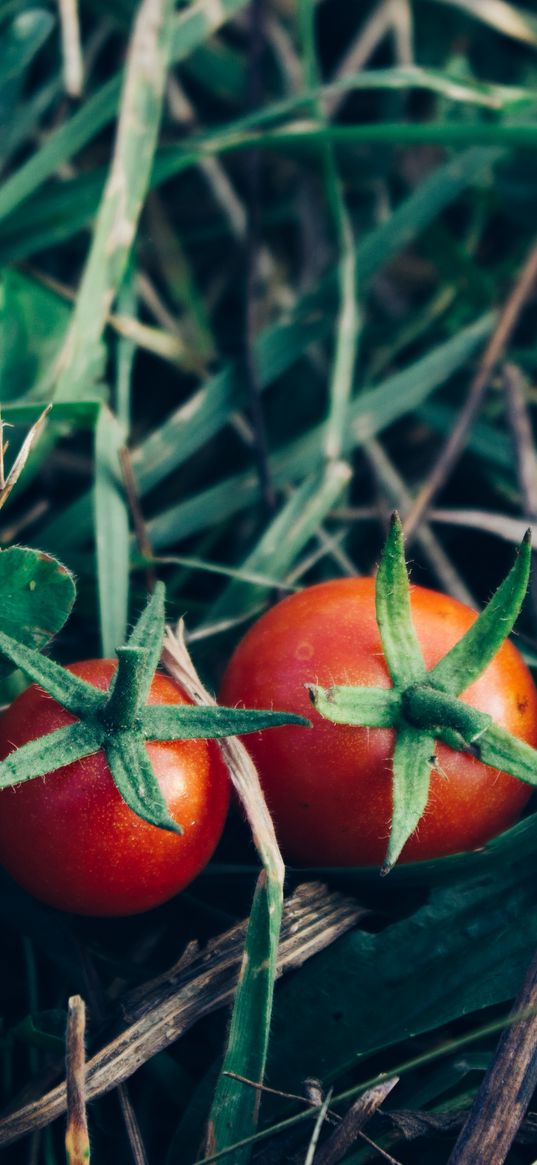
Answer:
[0, 883, 364, 1148]
[58, 0, 83, 97]
[404, 236, 537, 541]
[304, 1089, 333, 1165]
[448, 950, 537, 1164]
[313, 1080, 399, 1165]
[365, 438, 476, 606]
[357, 1128, 404, 1165]
[0, 406, 51, 512]
[65, 997, 89, 1165]
[116, 1089, 149, 1165]
[325, 0, 395, 117]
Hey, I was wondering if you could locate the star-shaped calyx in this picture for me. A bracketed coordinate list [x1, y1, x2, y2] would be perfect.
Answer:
[309, 514, 537, 873]
[0, 584, 309, 832]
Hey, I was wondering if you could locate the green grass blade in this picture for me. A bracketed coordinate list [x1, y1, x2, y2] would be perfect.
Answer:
[298, 0, 360, 465]
[0, 0, 250, 226]
[50, 0, 177, 403]
[132, 150, 500, 496]
[0, 9, 54, 84]
[33, 157, 498, 556]
[428, 533, 532, 695]
[205, 872, 282, 1165]
[205, 461, 351, 623]
[94, 406, 129, 657]
[146, 312, 495, 548]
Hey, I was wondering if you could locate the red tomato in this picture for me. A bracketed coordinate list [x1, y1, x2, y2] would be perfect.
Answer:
[220, 578, 537, 866]
[0, 661, 230, 915]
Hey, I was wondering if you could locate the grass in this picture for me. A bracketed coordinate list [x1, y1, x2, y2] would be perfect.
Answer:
[3, 0, 537, 1162]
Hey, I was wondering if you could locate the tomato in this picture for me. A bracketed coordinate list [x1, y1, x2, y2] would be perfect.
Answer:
[220, 578, 537, 866]
[0, 661, 230, 915]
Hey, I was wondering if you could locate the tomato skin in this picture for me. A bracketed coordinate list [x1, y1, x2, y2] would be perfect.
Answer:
[0, 661, 230, 915]
[220, 578, 537, 866]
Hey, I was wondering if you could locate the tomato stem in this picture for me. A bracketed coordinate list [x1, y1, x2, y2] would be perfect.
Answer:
[402, 683, 492, 743]
[103, 646, 147, 730]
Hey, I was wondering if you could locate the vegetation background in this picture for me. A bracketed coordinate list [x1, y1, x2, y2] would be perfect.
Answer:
[3, 0, 537, 1161]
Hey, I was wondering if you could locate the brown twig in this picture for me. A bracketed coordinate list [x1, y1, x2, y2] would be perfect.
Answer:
[404, 236, 537, 542]
[65, 996, 90, 1165]
[356, 1128, 403, 1165]
[116, 1089, 149, 1165]
[312, 1079, 399, 1165]
[447, 949, 537, 1164]
[503, 362, 537, 624]
[74, 941, 149, 1165]
[0, 883, 365, 1148]
[0, 405, 51, 512]
[364, 437, 476, 605]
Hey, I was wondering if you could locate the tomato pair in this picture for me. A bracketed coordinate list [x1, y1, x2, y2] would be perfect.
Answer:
[0, 571, 536, 915]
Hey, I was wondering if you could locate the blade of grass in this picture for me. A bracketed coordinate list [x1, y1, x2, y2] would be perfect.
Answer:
[0, 0, 251, 226]
[145, 312, 495, 548]
[131, 148, 501, 496]
[36, 157, 498, 554]
[205, 872, 282, 1165]
[297, 0, 360, 465]
[425, 0, 537, 46]
[49, 0, 177, 402]
[161, 627, 285, 1165]
[205, 461, 351, 624]
[94, 406, 129, 656]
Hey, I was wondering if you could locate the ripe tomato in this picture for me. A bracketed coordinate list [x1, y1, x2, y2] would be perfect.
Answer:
[0, 661, 230, 915]
[220, 578, 537, 866]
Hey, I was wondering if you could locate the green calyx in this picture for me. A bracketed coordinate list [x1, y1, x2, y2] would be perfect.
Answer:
[309, 514, 536, 873]
[0, 583, 310, 834]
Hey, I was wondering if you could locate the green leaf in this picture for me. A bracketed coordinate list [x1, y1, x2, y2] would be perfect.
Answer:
[0, 722, 104, 789]
[383, 725, 435, 873]
[375, 514, 426, 688]
[141, 706, 310, 740]
[0, 628, 105, 715]
[206, 872, 283, 1165]
[105, 731, 181, 833]
[94, 406, 130, 656]
[267, 859, 537, 1098]
[309, 685, 400, 727]
[428, 533, 532, 696]
[10, 1009, 67, 1053]
[0, 547, 76, 678]
[0, 271, 69, 401]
